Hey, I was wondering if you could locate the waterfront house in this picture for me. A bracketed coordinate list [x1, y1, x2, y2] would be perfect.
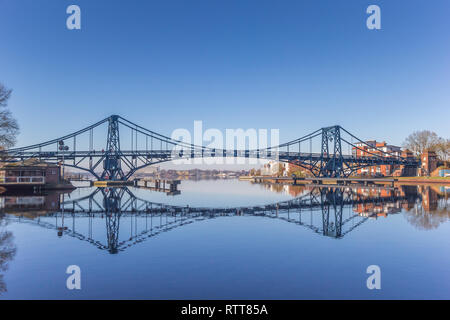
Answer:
[0, 160, 61, 187]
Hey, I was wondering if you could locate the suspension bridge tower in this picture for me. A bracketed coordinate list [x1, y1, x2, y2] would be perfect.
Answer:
[101, 115, 125, 180]
[318, 125, 347, 178]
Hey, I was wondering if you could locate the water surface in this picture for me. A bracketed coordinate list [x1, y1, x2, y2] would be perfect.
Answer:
[0, 180, 449, 299]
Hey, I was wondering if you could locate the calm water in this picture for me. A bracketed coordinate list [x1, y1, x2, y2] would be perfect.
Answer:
[0, 179, 449, 299]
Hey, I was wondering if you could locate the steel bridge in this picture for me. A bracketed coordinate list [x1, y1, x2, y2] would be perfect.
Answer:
[0, 115, 419, 180]
[4, 186, 411, 254]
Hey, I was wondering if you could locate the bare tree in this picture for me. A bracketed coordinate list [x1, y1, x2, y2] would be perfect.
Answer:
[0, 83, 19, 148]
[402, 130, 441, 157]
[435, 138, 450, 162]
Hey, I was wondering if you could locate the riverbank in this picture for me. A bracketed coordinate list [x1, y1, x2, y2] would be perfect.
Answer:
[394, 176, 450, 185]
[239, 175, 450, 186]
[0, 181, 76, 192]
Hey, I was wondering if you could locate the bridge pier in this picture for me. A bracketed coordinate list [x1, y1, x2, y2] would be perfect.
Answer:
[135, 178, 181, 195]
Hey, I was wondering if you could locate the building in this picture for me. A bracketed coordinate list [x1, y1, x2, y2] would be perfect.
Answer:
[418, 150, 438, 176]
[352, 140, 402, 176]
[396, 149, 417, 176]
[0, 160, 62, 187]
[439, 169, 450, 177]
[261, 161, 281, 176]
[261, 161, 297, 177]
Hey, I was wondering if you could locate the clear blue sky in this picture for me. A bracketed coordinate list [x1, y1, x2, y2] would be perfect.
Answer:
[1, 0, 449, 148]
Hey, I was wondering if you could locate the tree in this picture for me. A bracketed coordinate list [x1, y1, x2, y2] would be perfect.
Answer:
[402, 130, 441, 157]
[288, 164, 306, 178]
[0, 83, 19, 148]
[435, 138, 450, 162]
[277, 163, 285, 177]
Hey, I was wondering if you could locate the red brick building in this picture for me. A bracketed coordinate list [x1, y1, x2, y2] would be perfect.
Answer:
[418, 150, 438, 176]
[396, 149, 417, 176]
[352, 140, 402, 176]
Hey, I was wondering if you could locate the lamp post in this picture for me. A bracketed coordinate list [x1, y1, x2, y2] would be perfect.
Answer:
[59, 141, 69, 182]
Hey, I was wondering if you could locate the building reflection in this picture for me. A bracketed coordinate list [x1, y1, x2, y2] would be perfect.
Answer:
[257, 182, 449, 220]
[255, 182, 307, 198]
[403, 185, 450, 230]
[0, 191, 65, 218]
[419, 185, 439, 211]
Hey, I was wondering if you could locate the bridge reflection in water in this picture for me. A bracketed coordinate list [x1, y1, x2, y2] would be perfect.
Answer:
[1, 186, 448, 254]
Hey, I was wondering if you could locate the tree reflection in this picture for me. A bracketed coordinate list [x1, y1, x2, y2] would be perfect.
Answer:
[0, 215, 16, 294]
[404, 208, 450, 230]
[403, 186, 450, 230]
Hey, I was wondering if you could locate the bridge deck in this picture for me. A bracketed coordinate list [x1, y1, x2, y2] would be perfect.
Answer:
[135, 178, 181, 195]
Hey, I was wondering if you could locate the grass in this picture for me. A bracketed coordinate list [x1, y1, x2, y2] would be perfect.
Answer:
[395, 176, 450, 180]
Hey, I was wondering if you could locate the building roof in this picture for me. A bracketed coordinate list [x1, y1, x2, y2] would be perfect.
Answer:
[0, 159, 59, 169]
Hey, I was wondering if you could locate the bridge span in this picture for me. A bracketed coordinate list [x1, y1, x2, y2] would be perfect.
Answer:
[0, 115, 419, 180]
